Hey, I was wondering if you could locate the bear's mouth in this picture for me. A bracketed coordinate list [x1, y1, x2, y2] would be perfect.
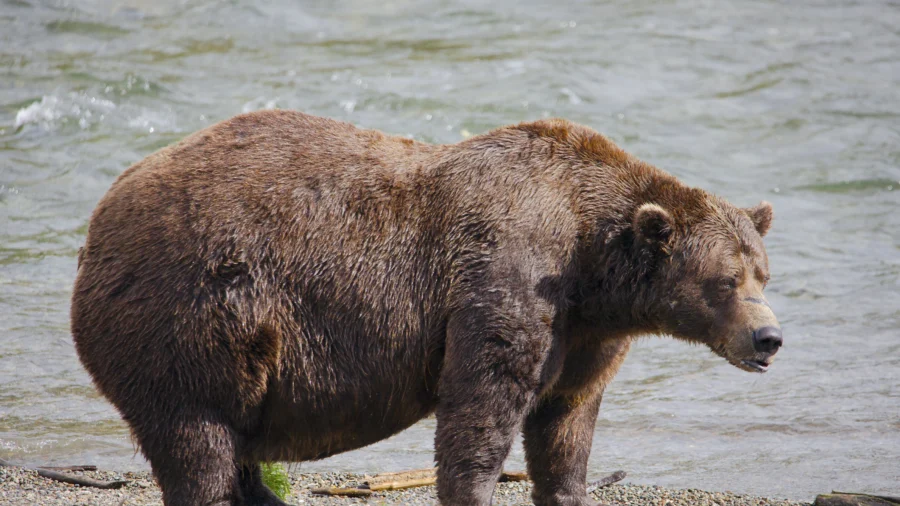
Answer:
[740, 359, 770, 373]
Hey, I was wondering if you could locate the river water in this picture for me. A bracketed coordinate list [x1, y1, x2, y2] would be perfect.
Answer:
[1, 0, 898, 501]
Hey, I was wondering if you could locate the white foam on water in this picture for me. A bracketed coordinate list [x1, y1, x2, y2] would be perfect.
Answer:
[13, 93, 182, 134]
[14, 96, 61, 129]
[14, 94, 116, 130]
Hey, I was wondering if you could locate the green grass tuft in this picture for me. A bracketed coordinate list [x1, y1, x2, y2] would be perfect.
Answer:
[260, 462, 291, 501]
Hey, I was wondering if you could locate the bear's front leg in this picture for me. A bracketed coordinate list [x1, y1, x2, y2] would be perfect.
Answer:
[523, 336, 630, 506]
[524, 391, 604, 506]
[434, 298, 551, 505]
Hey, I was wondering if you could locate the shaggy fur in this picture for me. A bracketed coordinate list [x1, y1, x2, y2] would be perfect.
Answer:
[71, 111, 781, 506]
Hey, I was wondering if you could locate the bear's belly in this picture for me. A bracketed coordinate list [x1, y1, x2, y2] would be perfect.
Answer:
[243, 332, 442, 463]
[249, 403, 436, 463]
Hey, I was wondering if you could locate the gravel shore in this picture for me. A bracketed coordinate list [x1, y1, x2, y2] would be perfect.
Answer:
[0, 466, 812, 506]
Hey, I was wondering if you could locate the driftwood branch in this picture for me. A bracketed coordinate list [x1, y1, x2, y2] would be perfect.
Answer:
[831, 492, 900, 502]
[366, 468, 528, 490]
[369, 476, 437, 491]
[364, 467, 437, 486]
[310, 487, 373, 497]
[38, 465, 98, 472]
[0, 458, 129, 490]
[586, 470, 627, 493]
[498, 470, 529, 483]
[34, 469, 129, 490]
[815, 493, 900, 506]
[311, 468, 622, 497]
[313, 467, 518, 496]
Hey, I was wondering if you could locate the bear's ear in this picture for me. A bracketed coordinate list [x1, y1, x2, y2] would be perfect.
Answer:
[633, 203, 675, 251]
[744, 201, 773, 237]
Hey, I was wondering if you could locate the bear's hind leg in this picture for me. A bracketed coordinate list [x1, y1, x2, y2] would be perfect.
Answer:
[137, 411, 243, 506]
[238, 463, 290, 506]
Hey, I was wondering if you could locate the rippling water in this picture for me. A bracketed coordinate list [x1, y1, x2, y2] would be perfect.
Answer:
[1, 0, 899, 500]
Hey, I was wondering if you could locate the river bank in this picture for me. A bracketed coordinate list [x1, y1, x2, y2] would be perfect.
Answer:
[0, 466, 812, 506]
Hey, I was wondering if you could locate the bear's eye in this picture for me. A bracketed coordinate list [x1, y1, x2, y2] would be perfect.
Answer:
[721, 278, 738, 292]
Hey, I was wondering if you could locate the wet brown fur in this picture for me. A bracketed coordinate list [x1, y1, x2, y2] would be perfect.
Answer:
[71, 111, 778, 506]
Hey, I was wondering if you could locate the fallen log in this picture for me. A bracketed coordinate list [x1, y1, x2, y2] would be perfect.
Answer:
[0, 458, 129, 490]
[815, 492, 900, 506]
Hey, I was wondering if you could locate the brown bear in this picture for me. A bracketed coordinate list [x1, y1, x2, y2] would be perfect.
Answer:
[71, 110, 782, 506]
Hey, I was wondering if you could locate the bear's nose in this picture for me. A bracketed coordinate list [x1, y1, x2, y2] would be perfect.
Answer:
[752, 326, 783, 353]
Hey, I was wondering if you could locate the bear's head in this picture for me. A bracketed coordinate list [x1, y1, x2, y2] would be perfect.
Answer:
[632, 198, 782, 373]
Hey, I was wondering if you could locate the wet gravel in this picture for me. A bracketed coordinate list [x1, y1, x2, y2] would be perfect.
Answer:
[0, 467, 813, 506]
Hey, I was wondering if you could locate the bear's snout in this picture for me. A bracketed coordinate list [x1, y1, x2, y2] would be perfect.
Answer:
[751, 326, 783, 354]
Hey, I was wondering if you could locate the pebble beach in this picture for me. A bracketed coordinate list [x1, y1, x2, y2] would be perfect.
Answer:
[0, 467, 812, 506]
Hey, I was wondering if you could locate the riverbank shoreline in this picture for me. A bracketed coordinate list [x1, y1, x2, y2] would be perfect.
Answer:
[0, 466, 812, 506]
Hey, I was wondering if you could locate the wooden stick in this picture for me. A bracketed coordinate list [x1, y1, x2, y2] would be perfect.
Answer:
[37, 465, 98, 472]
[365, 468, 528, 486]
[310, 487, 373, 497]
[499, 471, 529, 482]
[586, 470, 627, 494]
[366, 471, 528, 492]
[0, 458, 129, 490]
[365, 468, 437, 486]
[369, 477, 437, 491]
[35, 468, 129, 490]
[314, 468, 531, 496]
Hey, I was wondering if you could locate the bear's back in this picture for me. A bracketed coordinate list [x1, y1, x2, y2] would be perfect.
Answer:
[71, 111, 459, 420]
